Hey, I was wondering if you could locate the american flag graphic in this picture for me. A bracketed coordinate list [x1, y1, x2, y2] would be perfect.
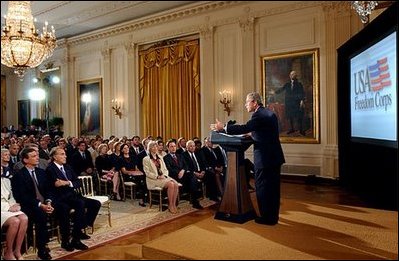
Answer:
[368, 57, 392, 91]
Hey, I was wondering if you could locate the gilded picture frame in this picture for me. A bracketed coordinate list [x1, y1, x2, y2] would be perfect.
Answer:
[77, 79, 103, 136]
[261, 48, 320, 143]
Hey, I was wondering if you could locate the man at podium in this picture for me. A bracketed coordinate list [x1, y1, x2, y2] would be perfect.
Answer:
[211, 92, 285, 225]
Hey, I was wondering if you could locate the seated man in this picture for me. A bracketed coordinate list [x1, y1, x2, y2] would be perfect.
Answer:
[11, 147, 54, 260]
[46, 147, 101, 252]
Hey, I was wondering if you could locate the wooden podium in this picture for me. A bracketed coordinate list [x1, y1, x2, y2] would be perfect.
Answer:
[210, 131, 256, 224]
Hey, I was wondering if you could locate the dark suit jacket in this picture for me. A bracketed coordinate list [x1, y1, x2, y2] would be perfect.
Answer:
[12, 166, 52, 213]
[276, 79, 305, 118]
[182, 151, 206, 173]
[38, 148, 50, 160]
[70, 150, 94, 175]
[163, 153, 186, 181]
[46, 162, 82, 202]
[136, 150, 148, 172]
[201, 147, 219, 169]
[226, 106, 285, 169]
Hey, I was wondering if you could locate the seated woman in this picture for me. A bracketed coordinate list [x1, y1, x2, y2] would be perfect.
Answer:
[1, 165, 28, 260]
[95, 143, 121, 200]
[143, 140, 179, 214]
[119, 144, 147, 207]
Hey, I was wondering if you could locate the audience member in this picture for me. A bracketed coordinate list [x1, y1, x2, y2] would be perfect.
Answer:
[95, 144, 121, 201]
[46, 147, 101, 252]
[143, 141, 179, 214]
[1, 166, 28, 260]
[11, 147, 54, 260]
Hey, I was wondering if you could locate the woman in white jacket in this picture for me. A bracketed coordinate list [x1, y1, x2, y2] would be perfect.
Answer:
[1, 164, 28, 260]
[143, 141, 179, 214]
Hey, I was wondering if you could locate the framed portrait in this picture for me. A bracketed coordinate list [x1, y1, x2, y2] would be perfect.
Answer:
[18, 100, 31, 128]
[261, 48, 320, 143]
[77, 79, 103, 136]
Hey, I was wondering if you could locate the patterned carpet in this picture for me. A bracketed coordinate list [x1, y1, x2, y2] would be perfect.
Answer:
[23, 198, 215, 260]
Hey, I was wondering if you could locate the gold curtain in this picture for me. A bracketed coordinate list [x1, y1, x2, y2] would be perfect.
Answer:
[139, 39, 200, 141]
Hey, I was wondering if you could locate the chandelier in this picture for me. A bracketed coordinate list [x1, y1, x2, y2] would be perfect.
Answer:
[351, 1, 378, 24]
[1, 1, 57, 79]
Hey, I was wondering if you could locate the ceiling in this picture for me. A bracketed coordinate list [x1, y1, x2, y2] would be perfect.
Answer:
[1, 1, 198, 39]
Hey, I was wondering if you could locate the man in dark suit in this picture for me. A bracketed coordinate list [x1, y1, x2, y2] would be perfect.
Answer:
[274, 70, 306, 135]
[164, 140, 203, 209]
[46, 147, 101, 252]
[11, 147, 54, 260]
[70, 141, 94, 176]
[212, 92, 285, 225]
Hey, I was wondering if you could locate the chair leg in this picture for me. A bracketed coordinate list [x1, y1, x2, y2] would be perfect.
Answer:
[130, 186, 133, 200]
[107, 202, 112, 227]
[158, 191, 162, 212]
[122, 183, 126, 201]
[149, 191, 153, 209]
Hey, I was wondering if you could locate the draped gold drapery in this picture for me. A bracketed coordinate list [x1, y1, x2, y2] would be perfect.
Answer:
[139, 39, 200, 141]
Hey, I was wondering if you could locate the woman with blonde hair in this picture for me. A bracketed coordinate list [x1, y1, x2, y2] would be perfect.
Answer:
[143, 140, 179, 214]
[95, 143, 121, 200]
[1, 163, 28, 260]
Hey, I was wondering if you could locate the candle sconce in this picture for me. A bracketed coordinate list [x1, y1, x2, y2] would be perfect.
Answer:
[219, 90, 232, 116]
[111, 99, 122, 119]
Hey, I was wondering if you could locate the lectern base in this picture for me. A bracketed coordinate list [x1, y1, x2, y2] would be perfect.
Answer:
[214, 210, 256, 224]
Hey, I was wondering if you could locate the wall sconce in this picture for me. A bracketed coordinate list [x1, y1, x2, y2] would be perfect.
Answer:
[111, 99, 122, 119]
[219, 90, 232, 116]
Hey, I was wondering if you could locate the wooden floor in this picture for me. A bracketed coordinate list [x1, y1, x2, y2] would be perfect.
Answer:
[64, 177, 371, 260]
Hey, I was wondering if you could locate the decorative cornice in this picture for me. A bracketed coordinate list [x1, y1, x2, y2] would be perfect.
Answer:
[322, 1, 351, 18]
[252, 1, 324, 18]
[56, 1, 340, 51]
[64, 1, 241, 46]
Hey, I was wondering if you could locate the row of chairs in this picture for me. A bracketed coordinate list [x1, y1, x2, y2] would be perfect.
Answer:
[96, 171, 206, 212]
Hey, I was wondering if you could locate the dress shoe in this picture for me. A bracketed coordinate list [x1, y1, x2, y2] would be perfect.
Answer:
[71, 240, 89, 250]
[61, 242, 75, 252]
[37, 249, 52, 260]
[254, 217, 278, 226]
[80, 233, 91, 240]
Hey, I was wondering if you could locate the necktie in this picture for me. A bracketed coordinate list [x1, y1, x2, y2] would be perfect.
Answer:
[12, 156, 17, 163]
[82, 152, 86, 159]
[31, 170, 44, 203]
[191, 153, 200, 171]
[60, 166, 69, 180]
[135, 147, 139, 154]
[172, 154, 178, 164]
[291, 81, 294, 91]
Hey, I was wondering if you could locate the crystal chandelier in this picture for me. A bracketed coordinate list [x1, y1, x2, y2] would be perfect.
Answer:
[1, 1, 57, 79]
[351, 1, 379, 24]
